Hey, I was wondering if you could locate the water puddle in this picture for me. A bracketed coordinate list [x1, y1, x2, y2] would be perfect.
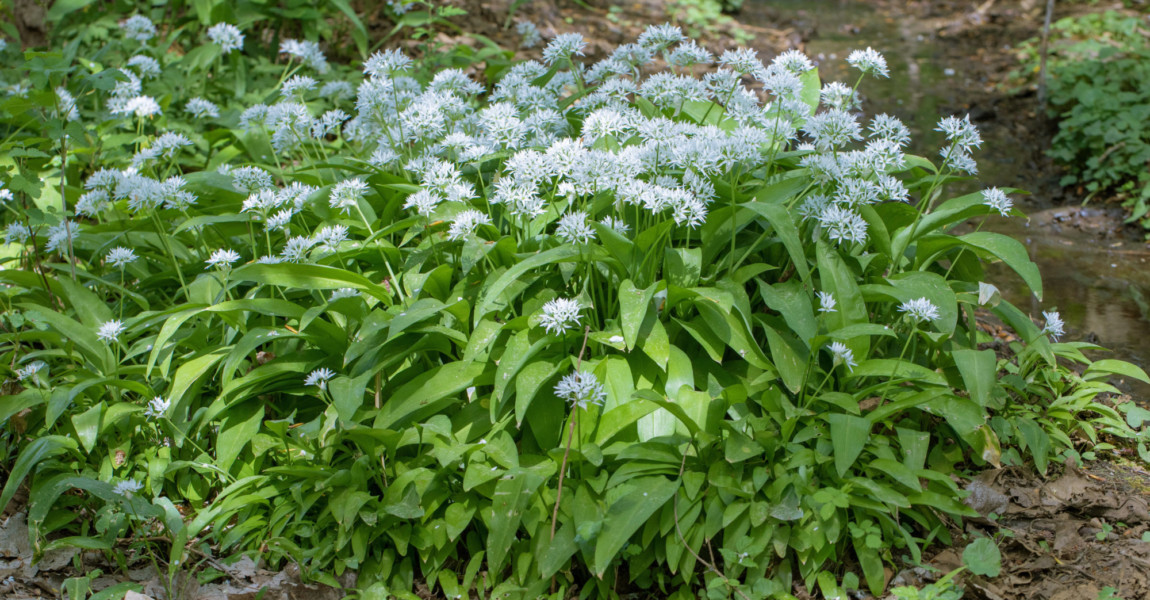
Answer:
[745, 0, 1150, 396]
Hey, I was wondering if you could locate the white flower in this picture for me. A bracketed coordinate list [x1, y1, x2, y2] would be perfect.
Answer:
[106, 247, 138, 268]
[554, 371, 606, 410]
[185, 97, 219, 119]
[15, 361, 46, 381]
[447, 209, 492, 241]
[329, 288, 361, 301]
[305, 367, 335, 389]
[113, 479, 144, 498]
[542, 33, 587, 65]
[540, 298, 582, 335]
[207, 23, 244, 54]
[818, 205, 868, 246]
[122, 15, 156, 42]
[977, 282, 999, 306]
[314, 224, 349, 250]
[869, 114, 911, 147]
[516, 21, 541, 48]
[127, 55, 161, 78]
[402, 189, 442, 216]
[601, 216, 630, 235]
[111, 95, 162, 118]
[282, 75, 317, 98]
[817, 291, 837, 314]
[330, 178, 368, 215]
[364, 49, 411, 78]
[1042, 311, 1065, 341]
[827, 342, 857, 372]
[899, 297, 940, 323]
[280, 39, 329, 73]
[143, 396, 170, 419]
[97, 320, 126, 343]
[982, 187, 1013, 217]
[555, 211, 596, 244]
[772, 49, 814, 74]
[206, 248, 241, 269]
[638, 23, 685, 52]
[846, 47, 889, 78]
[936, 114, 982, 153]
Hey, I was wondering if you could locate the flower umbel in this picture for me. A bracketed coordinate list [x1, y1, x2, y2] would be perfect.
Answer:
[206, 248, 241, 269]
[97, 320, 126, 344]
[540, 298, 582, 335]
[817, 291, 837, 314]
[554, 371, 606, 410]
[1042, 311, 1065, 341]
[899, 297, 940, 324]
[827, 342, 857, 372]
[143, 396, 170, 419]
[107, 247, 138, 268]
[982, 187, 1013, 217]
[846, 47, 889, 78]
[113, 479, 144, 498]
[306, 367, 335, 390]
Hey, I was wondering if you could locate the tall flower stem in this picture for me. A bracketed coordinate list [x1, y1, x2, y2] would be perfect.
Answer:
[551, 326, 591, 542]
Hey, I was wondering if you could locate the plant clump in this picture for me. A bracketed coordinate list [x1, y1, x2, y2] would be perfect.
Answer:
[1, 9, 1148, 600]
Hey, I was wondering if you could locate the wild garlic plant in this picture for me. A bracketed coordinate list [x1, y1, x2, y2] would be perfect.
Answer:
[1, 13, 1147, 600]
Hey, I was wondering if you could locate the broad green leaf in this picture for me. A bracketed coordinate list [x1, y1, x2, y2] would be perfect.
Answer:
[1, 435, 77, 514]
[962, 537, 1002, 577]
[756, 279, 816, 347]
[514, 357, 562, 425]
[487, 469, 544, 575]
[828, 414, 870, 477]
[952, 349, 996, 407]
[593, 477, 678, 576]
[374, 361, 487, 430]
[1085, 359, 1150, 384]
[619, 279, 658, 351]
[232, 263, 392, 302]
[1016, 418, 1051, 474]
[474, 245, 583, 326]
[216, 401, 264, 473]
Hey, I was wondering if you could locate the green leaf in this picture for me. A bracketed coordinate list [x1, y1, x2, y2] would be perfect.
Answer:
[1085, 359, 1150, 384]
[232, 263, 392, 302]
[962, 537, 1002, 577]
[487, 469, 544, 575]
[854, 537, 886, 596]
[374, 361, 487, 430]
[216, 401, 264, 473]
[757, 279, 816, 346]
[1016, 418, 1051, 474]
[958, 232, 1043, 301]
[952, 349, 997, 407]
[0, 435, 77, 513]
[514, 357, 562, 425]
[593, 477, 678, 576]
[829, 414, 870, 477]
[619, 279, 658, 351]
[474, 245, 582, 326]
[746, 194, 811, 283]
[799, 67, 821, 112]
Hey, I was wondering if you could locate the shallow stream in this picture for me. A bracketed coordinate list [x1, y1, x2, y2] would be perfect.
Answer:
[746, 0, 1150, 397]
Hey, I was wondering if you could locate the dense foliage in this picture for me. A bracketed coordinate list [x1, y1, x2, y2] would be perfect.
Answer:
[2, 5, 1149, 599]
[1016, 10, 1150, 232]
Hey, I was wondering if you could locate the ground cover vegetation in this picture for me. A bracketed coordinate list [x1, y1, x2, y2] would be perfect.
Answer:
[1013, 9, 1150, 233]
[2, 2, 1150, 598]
